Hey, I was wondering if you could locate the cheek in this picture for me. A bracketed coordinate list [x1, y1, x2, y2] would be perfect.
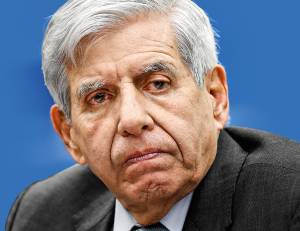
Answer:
[150, 90, 216, 168]
[74, 117, 117, 172]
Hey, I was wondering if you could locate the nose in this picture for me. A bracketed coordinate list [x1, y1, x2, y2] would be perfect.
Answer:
[117, 84, 154, 137]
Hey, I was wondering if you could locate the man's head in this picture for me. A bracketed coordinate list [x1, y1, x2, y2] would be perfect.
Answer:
[43, 0, 219, 120]
[44, 0, 229, 225]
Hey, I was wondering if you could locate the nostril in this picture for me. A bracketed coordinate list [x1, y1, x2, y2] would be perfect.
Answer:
[122, 130, 130, 137]
[142, 125, 148, 130]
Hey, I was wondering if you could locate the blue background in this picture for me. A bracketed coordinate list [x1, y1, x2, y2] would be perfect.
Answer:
[1, 0, 300, 228]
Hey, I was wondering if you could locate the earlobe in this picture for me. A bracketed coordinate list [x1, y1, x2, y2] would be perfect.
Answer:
[50, 105, 86, 165]
[206, 65, 229, 129]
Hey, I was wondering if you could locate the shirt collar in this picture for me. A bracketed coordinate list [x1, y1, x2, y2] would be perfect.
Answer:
[113, 192, 193, 231]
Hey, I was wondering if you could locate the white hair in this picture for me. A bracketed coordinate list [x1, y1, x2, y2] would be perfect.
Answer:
[42, 0, 218, 120]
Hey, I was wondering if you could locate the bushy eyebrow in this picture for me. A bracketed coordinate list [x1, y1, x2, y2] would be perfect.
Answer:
[143, 61, 176, 78]
[76, 79, 104, 101]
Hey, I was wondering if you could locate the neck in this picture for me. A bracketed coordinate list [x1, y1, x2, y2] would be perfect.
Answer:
[120, 188, 194, 225]
[130, 201, 174, 225]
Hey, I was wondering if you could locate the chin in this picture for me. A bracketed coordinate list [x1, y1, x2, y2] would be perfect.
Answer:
[119, 172, 191, 207]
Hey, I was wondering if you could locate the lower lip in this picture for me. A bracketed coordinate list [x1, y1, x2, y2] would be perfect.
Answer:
[126, 152, 161, 164]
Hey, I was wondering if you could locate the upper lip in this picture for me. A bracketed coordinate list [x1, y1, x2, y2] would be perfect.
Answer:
[123, 148, 166, 166]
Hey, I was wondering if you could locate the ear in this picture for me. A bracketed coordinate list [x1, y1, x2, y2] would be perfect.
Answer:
[205, 65, 229, 130]
[50, 105, 86, 165]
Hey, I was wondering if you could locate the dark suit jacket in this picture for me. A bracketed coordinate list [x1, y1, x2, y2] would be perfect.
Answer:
[6, 127, 300, 231]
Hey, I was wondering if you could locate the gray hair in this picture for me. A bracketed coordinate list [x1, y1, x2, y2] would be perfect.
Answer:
[42, 0, 218, 120]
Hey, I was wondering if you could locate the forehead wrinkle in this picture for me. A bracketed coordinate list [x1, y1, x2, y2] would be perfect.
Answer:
[140, 35, 176, 50]
[76, 79, 105, 101]
[110, 34, 177, 67]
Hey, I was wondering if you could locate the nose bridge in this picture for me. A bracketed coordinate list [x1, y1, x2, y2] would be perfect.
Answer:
[118, 82, 153, 136]
[120, 83, 142, 114]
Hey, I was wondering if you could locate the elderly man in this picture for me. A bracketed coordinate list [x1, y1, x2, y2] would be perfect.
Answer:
[6, 0, 300, 230]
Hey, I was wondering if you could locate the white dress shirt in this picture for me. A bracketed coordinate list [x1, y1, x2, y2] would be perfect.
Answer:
[113, 192, 193, 231]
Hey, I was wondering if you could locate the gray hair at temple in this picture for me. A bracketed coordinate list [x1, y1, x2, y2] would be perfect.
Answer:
[42, 0, 219, 120]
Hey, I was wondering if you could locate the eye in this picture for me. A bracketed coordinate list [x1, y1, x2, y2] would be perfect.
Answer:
[87, 92, 112, 105]
[145, 79, 170, 93]
[153, 81, 168, 90]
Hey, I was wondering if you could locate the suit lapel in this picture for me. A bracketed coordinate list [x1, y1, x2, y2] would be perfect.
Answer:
[72, 169, 115, 231]
[183, 129, 248, 230]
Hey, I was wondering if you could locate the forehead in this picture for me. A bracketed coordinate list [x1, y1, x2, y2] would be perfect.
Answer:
[68, 14, 180, 75]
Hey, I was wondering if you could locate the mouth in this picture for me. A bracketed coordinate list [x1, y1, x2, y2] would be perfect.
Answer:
[124, 149, 165, 166]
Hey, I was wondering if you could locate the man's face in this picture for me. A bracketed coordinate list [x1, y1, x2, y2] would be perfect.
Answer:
[55, 15, 228, 213]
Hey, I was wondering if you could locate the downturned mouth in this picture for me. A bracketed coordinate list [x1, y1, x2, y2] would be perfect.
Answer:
[125, 149, 164, 165]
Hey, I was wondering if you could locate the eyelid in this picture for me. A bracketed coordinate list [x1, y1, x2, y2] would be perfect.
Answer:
[143, 76, 171, 93]
[85, 89, 102, 100]
[146, 74, 171, 83]
[86, 89, 113, 105]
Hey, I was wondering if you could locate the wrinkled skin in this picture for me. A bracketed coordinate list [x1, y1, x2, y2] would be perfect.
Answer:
[51, 15, 229, 225]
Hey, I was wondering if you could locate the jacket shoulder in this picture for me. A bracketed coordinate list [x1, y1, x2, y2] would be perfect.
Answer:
[225, 126, 300, 171]
[6, 164, 109, 231]
[225, 127, 300, 230]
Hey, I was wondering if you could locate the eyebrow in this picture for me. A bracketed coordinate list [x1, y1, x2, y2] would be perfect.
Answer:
[143, 61, 176, 78]
[76, 79, 104, 101]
